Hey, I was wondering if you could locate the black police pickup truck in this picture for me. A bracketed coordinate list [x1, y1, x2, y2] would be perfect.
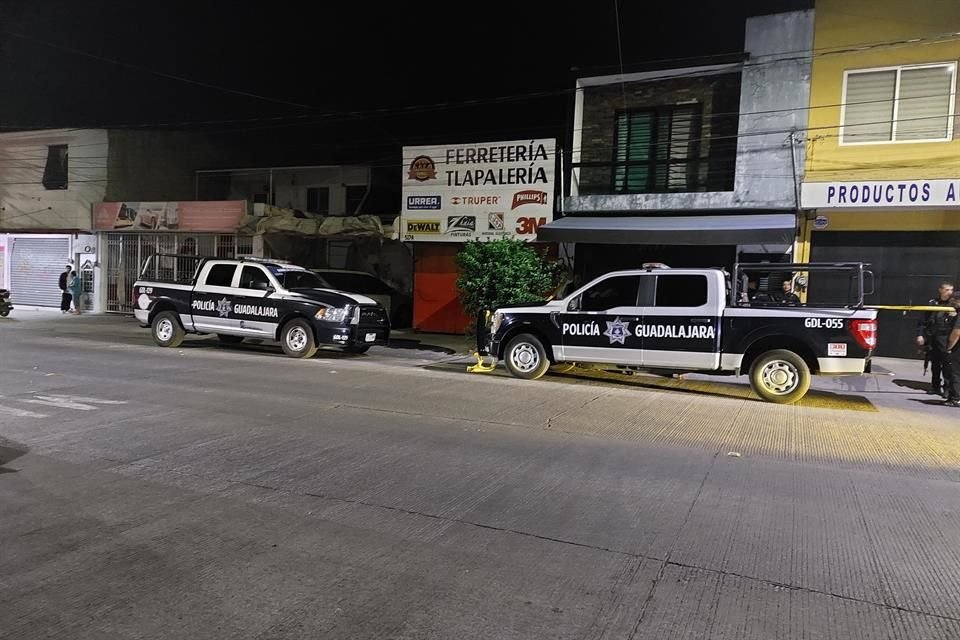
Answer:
[479, 263, 878, 404]
[133, 255, 390, 358]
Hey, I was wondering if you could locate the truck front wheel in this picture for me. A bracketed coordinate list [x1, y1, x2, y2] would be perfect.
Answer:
[151, 311, 184, 348]
[504, 333, 551, 380]
[749, 349, 811, 404]
[280, 319, 318, 359]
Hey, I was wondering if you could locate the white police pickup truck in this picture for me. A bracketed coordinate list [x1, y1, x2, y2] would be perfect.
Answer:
[478, 263, 878, 404]
[133, 255, 390, 358]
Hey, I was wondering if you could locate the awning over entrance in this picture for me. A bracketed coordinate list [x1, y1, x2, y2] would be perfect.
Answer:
[536, 214, 796, 248]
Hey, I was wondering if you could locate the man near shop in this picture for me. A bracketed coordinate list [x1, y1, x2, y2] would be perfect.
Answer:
[916, 282, 955, 396]
[58, 264, 72, 314]
[944, 296, 960, 408]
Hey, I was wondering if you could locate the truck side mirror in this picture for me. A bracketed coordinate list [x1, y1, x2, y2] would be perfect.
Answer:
[568, 296, 580, 312]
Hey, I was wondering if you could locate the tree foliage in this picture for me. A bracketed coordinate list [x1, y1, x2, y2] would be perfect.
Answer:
[455, 239, 562, 318]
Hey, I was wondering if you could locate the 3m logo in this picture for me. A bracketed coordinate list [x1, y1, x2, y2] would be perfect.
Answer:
[515, 216, 547, 235]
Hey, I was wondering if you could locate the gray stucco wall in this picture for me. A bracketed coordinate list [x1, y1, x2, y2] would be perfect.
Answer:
[566, 9, 814, 214]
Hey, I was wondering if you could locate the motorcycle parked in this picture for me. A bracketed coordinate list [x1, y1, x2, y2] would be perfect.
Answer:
[0, 289, 12, 317]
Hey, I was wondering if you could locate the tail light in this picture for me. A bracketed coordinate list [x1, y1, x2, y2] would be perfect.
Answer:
[850, 319, 877, 350]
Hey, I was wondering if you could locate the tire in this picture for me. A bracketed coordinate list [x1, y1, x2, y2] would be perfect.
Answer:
[280, 318, 317, 359]
[550, 363, 577, 374]
[217, 334, 244, 345]
[0, 308, 8, 318]
[151, 311, 184, 348]
[344, 344, 371, 354]
[504, 333, 551, 380]
[749, 349, 811, 404]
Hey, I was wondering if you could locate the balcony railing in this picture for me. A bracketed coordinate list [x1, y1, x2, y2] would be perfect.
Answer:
[571, 157, 732, 196]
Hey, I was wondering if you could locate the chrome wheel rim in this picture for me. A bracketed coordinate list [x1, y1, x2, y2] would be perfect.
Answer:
[510, 343, 540, 373]
[156, 318, 174, 342]
[287, 326, 308, 352]
[760, 360, 799, 395]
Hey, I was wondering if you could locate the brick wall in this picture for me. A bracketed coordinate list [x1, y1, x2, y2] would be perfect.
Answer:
[578, 73, 741, 192]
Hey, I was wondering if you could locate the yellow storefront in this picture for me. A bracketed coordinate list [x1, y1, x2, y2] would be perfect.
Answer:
[798, 0, 960, 356]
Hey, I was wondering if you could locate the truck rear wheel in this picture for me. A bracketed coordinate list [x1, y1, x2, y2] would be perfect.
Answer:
[151, 311, 184, 348]
[280, 318, 318, 359]
[504, 333, 550, 380]
[749, 349, 810, 404]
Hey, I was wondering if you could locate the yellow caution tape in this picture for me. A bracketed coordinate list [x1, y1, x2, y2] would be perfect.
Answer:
[866, 305, 956, 312]
[467, 351, 497, 374]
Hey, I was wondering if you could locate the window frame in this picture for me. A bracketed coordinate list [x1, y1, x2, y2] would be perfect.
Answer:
[839, 62, 957, 146]
[610, 103, 703, 194]
[203, 263, 238, 288]
[652, 274, 710, 309]
[42, 144, 69, 190]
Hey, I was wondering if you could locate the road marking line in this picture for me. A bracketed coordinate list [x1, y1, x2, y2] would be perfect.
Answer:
[0, 402, 48, 418]
[39, 394, 127, 405]
[20, 394, 128, 412]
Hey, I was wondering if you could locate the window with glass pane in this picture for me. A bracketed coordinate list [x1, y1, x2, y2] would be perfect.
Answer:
[613, 105, 700, 193]
[655, 275, 708, 307]
[897, 66, 954, 140]
[204, 264, 236, 287]
[240, 266, 270, 290]
[842, 64, 954, 143]
[580, 276, 641, 311]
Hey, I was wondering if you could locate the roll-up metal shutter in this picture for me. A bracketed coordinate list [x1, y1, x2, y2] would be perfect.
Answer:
[10, 237, 71, 307]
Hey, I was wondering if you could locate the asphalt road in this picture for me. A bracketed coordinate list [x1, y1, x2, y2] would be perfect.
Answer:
[2, 312, 959, 639]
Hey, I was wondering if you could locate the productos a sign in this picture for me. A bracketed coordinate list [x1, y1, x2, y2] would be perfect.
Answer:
[801, 179, 960, 209]
[400, 139, 556, 242]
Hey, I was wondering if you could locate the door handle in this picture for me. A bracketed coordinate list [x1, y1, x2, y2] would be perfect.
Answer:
[690, 317, 712, 323]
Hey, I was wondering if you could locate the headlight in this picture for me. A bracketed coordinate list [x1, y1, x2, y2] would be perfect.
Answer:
[490, 311, 503, 335]
[315, 305, 351, 322]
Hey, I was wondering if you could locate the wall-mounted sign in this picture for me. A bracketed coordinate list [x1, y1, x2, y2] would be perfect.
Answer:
[801, 179, 960, 209]
[400, 139, 556, 242]
[94, 201, 246, 232]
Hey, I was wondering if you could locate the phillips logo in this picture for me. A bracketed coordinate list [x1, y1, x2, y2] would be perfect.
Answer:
[511, 190, 548, 209]
[407, 155, 437, 181]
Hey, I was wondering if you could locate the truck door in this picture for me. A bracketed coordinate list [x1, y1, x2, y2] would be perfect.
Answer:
[233, 265, 282, 337]
[191, 262, 240, 333]
[640, 273, 722, 370]
[557, 274, 649, 365]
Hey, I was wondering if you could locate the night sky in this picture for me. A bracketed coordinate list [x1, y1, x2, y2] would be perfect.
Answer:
[0, 0, 812, 166]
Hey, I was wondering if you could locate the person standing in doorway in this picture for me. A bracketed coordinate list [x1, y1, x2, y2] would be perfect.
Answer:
[67, 268, 83, 315]
[916, 282, 955, 396]
[58, 264, 73, 314]
[940, 296, 960, 407]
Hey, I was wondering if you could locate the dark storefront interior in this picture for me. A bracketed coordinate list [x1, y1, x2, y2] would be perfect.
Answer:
[811, 231, 960, 359]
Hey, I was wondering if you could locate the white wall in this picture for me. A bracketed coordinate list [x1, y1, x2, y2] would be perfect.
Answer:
[225, 166, 370, 215]
[0, 129, 108, 230]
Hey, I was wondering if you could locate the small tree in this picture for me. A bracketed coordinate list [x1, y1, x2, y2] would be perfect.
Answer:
[455, 239, 562, 320]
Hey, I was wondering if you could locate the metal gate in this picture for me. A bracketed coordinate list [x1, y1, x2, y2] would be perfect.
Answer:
[10, 236, 71, 307]
[105, 233, 252, 313]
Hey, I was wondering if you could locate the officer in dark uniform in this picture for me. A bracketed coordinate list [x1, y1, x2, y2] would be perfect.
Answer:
[917, 282, 954, 396]
[944, 296, 960, 408]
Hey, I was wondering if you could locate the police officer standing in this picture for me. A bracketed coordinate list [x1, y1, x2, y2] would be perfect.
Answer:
[916, 282, 955, 396]
[944, 296, 960, 408]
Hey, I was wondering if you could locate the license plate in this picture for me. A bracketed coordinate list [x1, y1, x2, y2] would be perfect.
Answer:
[365, 332, 377, 342]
